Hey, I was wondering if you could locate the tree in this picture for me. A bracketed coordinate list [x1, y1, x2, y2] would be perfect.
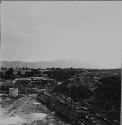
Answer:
[95, 76, 121, 111]
[68, 77, 90, 100]
[5, 67, 14, 79]
[17, 71, 22, 77]
[0, 71, 5, 79]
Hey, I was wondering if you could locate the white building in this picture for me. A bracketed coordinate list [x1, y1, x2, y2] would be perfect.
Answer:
[9, 88, 18, 97]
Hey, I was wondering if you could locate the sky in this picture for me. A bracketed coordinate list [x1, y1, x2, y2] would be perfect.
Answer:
[0, 1, 122, 68]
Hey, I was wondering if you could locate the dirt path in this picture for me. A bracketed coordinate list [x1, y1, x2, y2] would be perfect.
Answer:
[0, 94, 70, 125]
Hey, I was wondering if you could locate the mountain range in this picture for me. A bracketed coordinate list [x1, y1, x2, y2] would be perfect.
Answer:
[0, 60, 95, 69]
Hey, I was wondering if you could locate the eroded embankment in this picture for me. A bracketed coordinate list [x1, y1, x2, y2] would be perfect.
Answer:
[37, 92, 111, 125]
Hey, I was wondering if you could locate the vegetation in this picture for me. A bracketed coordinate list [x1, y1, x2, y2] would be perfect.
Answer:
[93, 76, 121, 122]
[0, 67, 121, 124]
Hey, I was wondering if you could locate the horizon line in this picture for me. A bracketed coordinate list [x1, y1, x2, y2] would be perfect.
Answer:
[0, 60, 120, 69]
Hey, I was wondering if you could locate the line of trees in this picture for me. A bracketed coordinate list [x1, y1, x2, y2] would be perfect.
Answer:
[0, 67, 43, 80]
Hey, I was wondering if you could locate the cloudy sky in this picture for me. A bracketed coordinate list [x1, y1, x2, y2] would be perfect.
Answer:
[1, 1, 122, 68]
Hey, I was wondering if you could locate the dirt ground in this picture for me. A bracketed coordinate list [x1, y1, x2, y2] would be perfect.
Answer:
[0, 93, 70, 125]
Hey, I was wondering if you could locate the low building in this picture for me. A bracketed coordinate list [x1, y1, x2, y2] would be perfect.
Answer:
[9, 88, 18, 97]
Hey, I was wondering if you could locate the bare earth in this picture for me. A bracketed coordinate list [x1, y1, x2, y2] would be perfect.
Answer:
[0, 93, 70, 125]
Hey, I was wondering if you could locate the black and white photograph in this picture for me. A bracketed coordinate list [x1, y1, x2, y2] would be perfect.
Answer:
[0, 1, 121, 125]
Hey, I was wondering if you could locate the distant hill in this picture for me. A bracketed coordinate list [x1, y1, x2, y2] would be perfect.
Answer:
[0, 60, 95, 69]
